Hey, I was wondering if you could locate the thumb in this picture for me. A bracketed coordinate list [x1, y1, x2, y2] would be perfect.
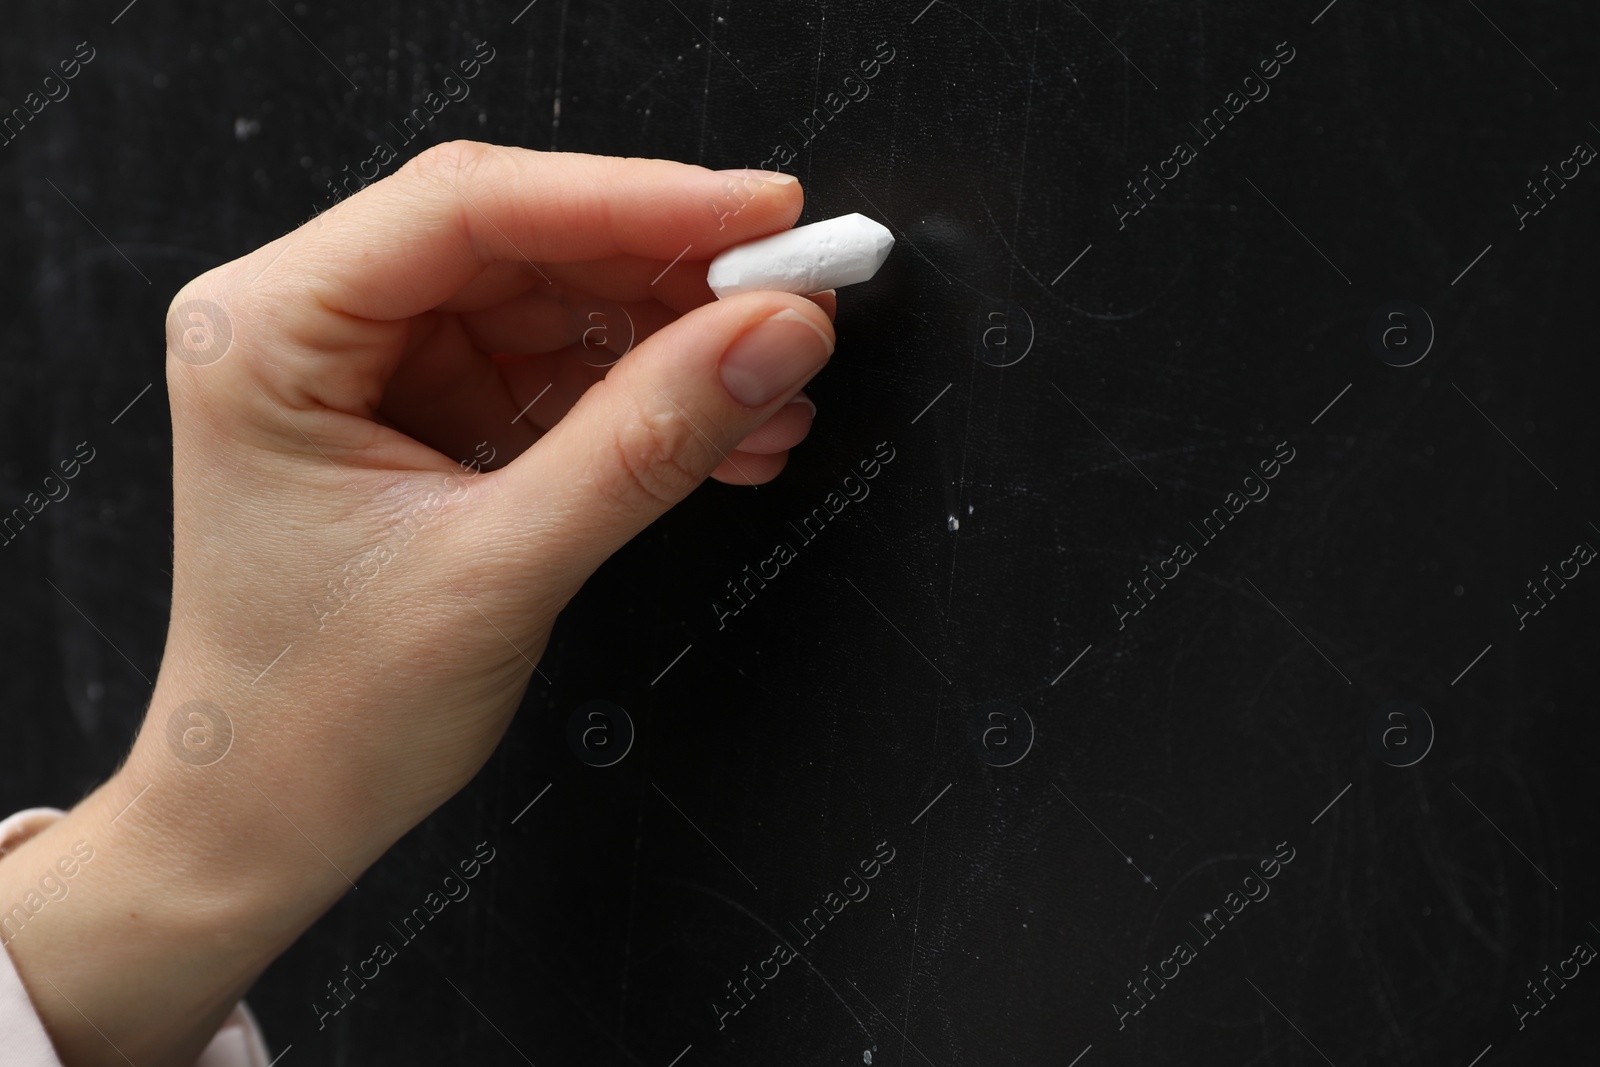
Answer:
[496, 290, 836, 591]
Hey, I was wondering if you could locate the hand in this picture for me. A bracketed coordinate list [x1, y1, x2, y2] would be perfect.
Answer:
[0, 142, 836, 1066]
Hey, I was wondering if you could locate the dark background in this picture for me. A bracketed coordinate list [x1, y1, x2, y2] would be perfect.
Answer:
[3, 1, 1597, 1064]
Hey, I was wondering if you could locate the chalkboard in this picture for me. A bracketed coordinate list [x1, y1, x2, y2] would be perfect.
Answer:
[3, 1, 1598, 1064]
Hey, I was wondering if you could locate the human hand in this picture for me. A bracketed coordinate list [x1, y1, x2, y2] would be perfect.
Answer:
[0, 142, 835, 1066]
[147, 142, 834, 845]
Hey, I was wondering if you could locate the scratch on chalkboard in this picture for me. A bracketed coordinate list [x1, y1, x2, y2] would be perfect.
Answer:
[1006, 3, 1040, 303]
[913, 1, 1013, 63]
[806, 4, 825, 187]
[550, 0, 570, 149]
[943, 353, 979, 616]
[894, 814, 932, 1065]
[612, 796, 650, 1055]
[662, 877, 875, 1040]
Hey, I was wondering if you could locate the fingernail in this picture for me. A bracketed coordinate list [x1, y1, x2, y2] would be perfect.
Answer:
[716, 167, 798, 185]
[720, 309, 834, 408]
[786, 393, 817, 419]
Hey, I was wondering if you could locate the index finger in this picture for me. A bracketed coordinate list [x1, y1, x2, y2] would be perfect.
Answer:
[276, 143, 803, 322]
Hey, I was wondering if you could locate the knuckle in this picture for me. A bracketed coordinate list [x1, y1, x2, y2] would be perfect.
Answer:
[400, 139, 495, 190]
[163, 271, 238, 370]
[603, 399, 707, 511]
[163, 272, 219, 335]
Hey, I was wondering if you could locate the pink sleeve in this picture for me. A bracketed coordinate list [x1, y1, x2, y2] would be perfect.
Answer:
[0, 808, 276, 1067]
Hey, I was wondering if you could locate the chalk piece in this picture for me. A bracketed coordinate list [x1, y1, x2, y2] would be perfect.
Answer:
[707, 213, 895, 299]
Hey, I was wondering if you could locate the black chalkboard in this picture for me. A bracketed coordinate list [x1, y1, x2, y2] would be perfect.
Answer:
[3, 2, 1598, 1064]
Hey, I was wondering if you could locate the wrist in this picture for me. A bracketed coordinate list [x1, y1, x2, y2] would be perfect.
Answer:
[114, 689, 370, 929]
[0, 767, 310, 1065]
[0, 661, 382, 1064]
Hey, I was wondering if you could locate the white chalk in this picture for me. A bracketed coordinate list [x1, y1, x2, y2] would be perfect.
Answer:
[707, 212, 895, 299]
